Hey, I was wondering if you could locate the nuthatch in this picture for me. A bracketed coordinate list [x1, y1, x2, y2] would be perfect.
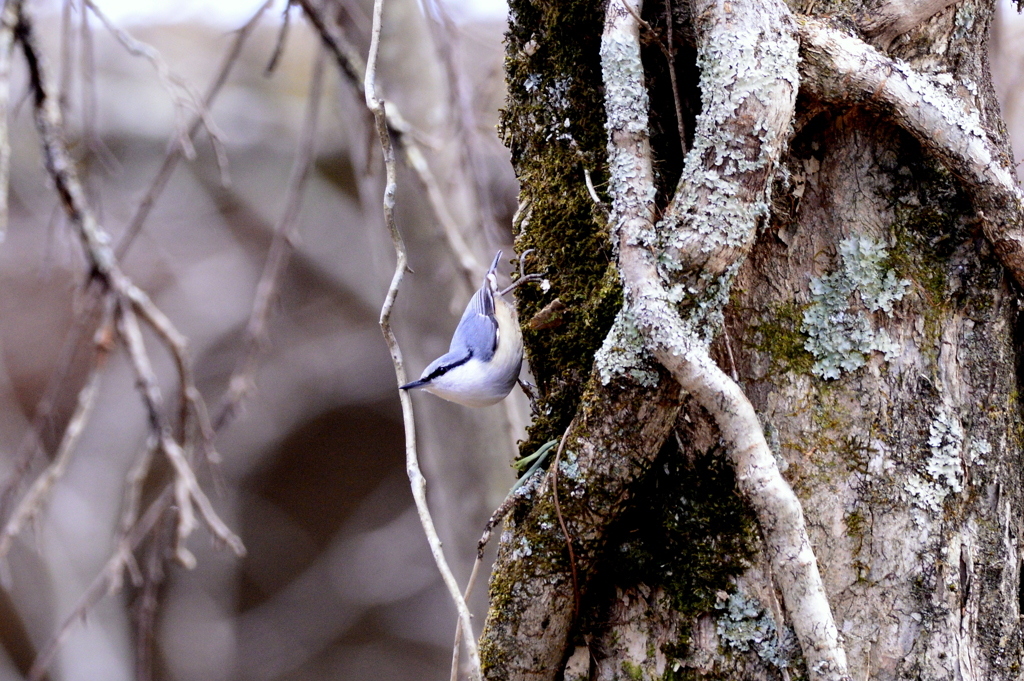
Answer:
[401, 251, 536, 407]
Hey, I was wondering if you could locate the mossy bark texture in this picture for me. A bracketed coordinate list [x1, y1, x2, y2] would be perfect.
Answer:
[481, 0, 1024, 680]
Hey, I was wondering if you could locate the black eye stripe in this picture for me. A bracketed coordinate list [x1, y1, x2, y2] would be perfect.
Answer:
[424, 351, 473, 382]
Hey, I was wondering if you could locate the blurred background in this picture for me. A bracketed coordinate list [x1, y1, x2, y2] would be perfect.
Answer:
[0, 0, 1021, 680]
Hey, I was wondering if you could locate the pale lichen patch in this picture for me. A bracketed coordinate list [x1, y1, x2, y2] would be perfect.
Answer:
[802, 235, 911, 379]
[661, 21, 800, 261]
[715, 590, 796, 670]
[905, 406, 965, 512]
[596, 307, 661, 387]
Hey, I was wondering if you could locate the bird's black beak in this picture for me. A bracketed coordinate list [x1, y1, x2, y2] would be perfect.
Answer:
[400, 378, 428, 390]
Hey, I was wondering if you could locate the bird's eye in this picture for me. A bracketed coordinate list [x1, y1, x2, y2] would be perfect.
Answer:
[424, 351, 473, 382]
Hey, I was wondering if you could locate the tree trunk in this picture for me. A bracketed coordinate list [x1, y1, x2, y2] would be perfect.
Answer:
[480, 0, 1024, 679]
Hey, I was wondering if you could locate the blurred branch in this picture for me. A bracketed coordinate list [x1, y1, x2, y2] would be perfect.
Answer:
[264, 0, 292, 76]
[115, 303, 244, 565]
[215, 45, 326, 431]
[362, 0, 482, 679]
[82, 0, 228, 179]
[422, 0, 502, 239]
[3, 3, 246, 677]
[0, 0, 13, 245]
[0, 310, 113, 562]
[115, 0, 273, 258]
[28, 486, 173, 681]
[298, 0, 484, 287]
[0, 0, 270, 542]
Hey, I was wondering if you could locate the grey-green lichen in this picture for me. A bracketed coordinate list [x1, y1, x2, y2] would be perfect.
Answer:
[801, 234, 910, 379]
[660, 14, 799, 261]
[600, 25, 657, 242]
[596, 307, 661, 387]
[905, 405, 965, 512]
[715, 590, 797, 670]
[597, 261, 739, 386]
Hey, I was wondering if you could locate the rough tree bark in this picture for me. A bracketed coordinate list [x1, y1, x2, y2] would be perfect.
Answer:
[480, 0, 1024, 680]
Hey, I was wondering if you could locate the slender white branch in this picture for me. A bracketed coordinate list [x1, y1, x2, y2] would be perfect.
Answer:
[363, 1, 482, 679]
[601, 1, 850, 679]
[297, 0, 483, 288]
[797, 18, 1024, 288]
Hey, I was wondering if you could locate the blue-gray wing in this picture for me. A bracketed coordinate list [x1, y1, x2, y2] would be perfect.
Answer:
[450, 284, 497, 362]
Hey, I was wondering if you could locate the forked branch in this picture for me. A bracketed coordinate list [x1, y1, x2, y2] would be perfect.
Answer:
[601, 0, 849, 678]
[6, 0, 242, 603]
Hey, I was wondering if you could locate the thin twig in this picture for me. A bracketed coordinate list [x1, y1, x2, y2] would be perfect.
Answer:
[83, 0, 228, 177]
[297, 0, 484, 287]
[28, 486, 174, 681]
[122, 282, 219, 462]
[79, 1, 119, 177]
[118, 437, 157, 542]
[550, 423, 579, 624]
[116, 303, 245, 565]
[362, 0, 482, 677]
[133, 510, 172, 681]
[0, 312, 113, 562]
[391, 105, 483, 288]
[216, 45, 326, 431]
[115, 0, 272, 258]
[264, 0, 292, 76]
[0, 281, 104, 527]
[422, 0, 502, 249]
[663, 0, 686, 154]
[57, 0, 74, 118]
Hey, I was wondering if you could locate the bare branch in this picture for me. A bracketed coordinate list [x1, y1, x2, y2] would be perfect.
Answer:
[601, 0, 850, 679]
[422, 0, 504, 245]
[115, 0, 273, 258]
[362, 0, 482, 677]
[0, 312, 113, 562]
[28, 486, 173, 681]
[12, 0, 243, 586]
[297, 0, 484, 287]
[1, 5, 277, 677]
[797, 18, 1024, 289]
[82, 0, 228, 177]
[388, 103, 484, 287]
[264, 0, 292, 76]
[216, 46, 326, 431]
[116, 303, 244, 565]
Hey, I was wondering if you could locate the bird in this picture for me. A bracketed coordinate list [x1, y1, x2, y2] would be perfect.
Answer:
[400, 251, 527, 407]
